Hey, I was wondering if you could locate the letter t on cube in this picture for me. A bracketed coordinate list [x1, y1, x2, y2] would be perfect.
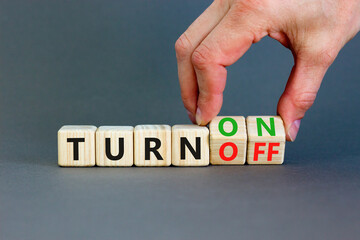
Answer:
[246, 116, 285, 164]
[58, 125, 96, 167]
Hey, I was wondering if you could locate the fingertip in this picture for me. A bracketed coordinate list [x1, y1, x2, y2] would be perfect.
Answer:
[195, 104, 220, 126]
[187, 110, 196, 124]
[195, 108, 210, 126]
[195, 107, 212, 126]
[195, 92, 223, 126]
[195, 108, 204, 125]
[287, 119, 301, 142]
[277, 95, 299, 142]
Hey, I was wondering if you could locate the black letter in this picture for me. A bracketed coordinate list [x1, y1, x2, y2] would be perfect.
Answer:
[145, 138, 163, 160]
[67, 138, 85, 160]
[181, 137, 201, 159]
[105, 138, 124, 160]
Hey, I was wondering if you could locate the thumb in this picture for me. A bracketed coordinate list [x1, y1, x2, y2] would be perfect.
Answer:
[277, 55, 333, 141]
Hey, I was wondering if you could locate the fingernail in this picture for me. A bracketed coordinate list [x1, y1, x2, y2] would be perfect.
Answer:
[195, 108, 202, 125]
[288, 119, 301, 142]
[187, 110, 196, 123]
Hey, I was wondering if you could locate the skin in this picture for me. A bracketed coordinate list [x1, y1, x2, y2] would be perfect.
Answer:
[175, 0, 360, 141]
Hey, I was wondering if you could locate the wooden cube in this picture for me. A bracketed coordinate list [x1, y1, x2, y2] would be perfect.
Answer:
[246, 116, 285, 164]
[134, 125, 171, 167]
[209, 116, 247, 165]
[58, 125, 96, 167]
[172, 125, 209, 166]
[96, 126, 134, 167]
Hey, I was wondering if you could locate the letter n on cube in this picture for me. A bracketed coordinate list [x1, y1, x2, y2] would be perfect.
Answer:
[172, 125, 209, 166]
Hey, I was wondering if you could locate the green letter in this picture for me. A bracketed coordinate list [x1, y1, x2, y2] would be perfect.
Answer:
[219, 117, 238, 137]
[256, 117, 275, 136]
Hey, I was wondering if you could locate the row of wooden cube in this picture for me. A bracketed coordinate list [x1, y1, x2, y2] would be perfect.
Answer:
[58, 116, 286, 167]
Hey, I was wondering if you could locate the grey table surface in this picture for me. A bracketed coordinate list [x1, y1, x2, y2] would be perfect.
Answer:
[0, 1, 359, 240]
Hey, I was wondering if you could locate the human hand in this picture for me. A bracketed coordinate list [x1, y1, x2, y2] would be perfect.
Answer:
[175, 0, 360, 141]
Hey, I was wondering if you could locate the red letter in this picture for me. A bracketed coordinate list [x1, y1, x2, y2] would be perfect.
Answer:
[268, 143, 280, 161]
[254, 142, 266, 161]
[219, 142, 238, 161]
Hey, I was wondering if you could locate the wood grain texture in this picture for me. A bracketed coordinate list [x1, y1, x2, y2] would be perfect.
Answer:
[246, 116, 285, 164]
[58, 125, 96, 167]
[172, 125, 209, 166]
[96, 126, 133, 167]
[134, 125, 171, 167]
[209, 116, 247, 165]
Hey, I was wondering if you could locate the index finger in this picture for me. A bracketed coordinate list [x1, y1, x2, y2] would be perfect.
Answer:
[175, 0, 230, 120]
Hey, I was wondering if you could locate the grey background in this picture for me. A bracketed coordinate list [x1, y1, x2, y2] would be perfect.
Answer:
[0, 0, 359, 239]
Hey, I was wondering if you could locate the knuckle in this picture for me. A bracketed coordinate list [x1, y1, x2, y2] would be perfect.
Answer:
[301, 47, 337, 68]
[318, 50, 337, 67]
[175, 33, 193, 60]
[291, 91, 317, 111]
[232, 0, 267, 12]
[191, 44, 212, 69]
[228, 0, 269, 40]
[214, 0, 231, 9]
